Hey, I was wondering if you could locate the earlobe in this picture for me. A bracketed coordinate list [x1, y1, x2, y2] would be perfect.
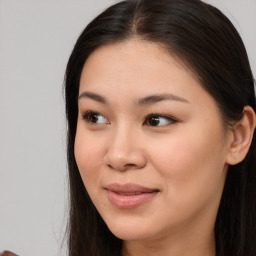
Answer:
[226, 106, 256, 165]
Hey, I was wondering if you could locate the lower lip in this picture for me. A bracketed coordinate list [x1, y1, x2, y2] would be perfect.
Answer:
[107, 190, 158, 209]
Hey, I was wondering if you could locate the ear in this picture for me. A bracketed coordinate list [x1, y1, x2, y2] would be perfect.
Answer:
[226, 106, 256, 165]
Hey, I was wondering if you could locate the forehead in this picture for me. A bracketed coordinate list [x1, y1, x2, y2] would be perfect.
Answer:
[79, 39, 212, 107]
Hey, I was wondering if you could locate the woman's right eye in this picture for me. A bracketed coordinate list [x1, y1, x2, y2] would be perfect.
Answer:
[82, 111, 109, 125]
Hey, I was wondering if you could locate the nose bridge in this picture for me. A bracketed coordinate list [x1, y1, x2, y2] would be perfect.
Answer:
[111, 121, 133, 150]
[105, 121, 146, 170]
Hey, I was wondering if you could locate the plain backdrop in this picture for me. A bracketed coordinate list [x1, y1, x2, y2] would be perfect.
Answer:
[0, 0, 255, 255]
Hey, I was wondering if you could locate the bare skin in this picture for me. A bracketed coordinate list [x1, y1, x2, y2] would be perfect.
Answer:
[0, 252, 18, 256]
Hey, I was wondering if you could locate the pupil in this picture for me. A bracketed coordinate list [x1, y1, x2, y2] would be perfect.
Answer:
[90, 113, 98, 123]
[149, 117, 160, 126]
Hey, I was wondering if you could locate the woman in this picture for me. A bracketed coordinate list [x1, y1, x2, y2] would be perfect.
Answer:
[64, 0, 256, 255]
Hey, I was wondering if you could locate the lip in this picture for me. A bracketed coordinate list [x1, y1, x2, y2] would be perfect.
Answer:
[105, 183, 159, 209]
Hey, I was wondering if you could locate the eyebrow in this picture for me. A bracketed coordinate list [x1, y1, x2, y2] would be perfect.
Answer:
[137, 93, 190, 105]
[78, 91, 107, 104]
[78, 91, 190, 105]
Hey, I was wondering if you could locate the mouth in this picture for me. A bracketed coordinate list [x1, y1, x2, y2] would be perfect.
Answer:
[105, 183, 159, 209]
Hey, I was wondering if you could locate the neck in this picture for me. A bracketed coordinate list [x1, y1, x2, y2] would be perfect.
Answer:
[122, 227, 216, 256]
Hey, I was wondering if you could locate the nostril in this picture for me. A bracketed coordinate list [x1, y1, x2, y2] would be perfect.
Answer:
[124, 163, 137, 168]
[104, 147, 147, 171]
[107, 163, 137, 171]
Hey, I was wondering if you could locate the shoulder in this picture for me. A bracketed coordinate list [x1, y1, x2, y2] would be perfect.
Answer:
[0, 251, 18, 256]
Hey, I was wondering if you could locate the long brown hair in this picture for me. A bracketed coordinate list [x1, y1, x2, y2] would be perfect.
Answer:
[64, 0, 256, 255]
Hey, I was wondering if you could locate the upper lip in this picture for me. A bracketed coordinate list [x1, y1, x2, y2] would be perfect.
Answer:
[105, 183, 159, 193]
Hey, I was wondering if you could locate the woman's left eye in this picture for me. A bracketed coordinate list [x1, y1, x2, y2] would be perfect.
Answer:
[144, 114, 177, 127]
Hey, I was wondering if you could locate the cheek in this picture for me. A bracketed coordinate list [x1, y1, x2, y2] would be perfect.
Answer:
[148, 125, 227, 202]
[74, 129, 105, 183]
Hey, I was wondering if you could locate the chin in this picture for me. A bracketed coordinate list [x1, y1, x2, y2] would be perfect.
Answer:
[106, 220, 155, 241]
[112, 229, 150, 241]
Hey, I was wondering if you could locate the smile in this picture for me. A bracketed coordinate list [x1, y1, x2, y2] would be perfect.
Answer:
[105, 183, 159, 209]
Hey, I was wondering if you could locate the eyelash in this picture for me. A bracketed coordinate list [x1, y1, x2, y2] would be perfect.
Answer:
[82, 111, 177, 127]
[82, 111, 109, 125]
[143, 113, 177, 127]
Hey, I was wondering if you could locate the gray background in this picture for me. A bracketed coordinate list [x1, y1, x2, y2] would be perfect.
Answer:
[0, 0, 255, 255]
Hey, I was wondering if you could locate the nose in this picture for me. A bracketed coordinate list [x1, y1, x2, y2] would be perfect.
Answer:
[104, 125, 147, 171]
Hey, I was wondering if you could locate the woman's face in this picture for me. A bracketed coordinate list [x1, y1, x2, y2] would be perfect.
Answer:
[75, 40, 231, 242]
